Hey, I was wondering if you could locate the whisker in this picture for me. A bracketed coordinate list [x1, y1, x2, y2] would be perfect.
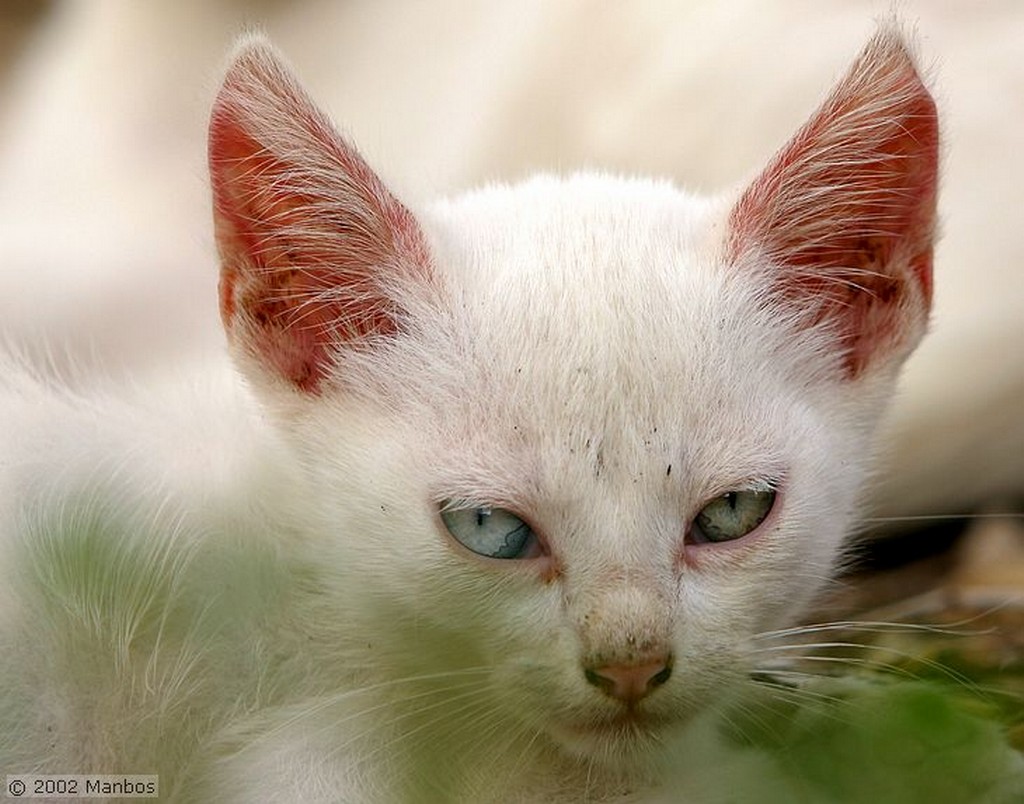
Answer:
[762, 651, 944, 686]
[862, 513, 1024, 524]
[245, 667, 495, 749]
[748, 670, 851, 706]
[496, 709, 547, 788]
[342, 680, 500, 769]
[756, 616, 998, 641]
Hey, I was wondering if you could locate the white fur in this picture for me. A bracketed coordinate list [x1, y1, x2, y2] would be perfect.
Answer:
[1, 28, 936, 804]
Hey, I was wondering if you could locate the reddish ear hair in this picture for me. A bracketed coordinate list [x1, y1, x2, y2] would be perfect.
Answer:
[728, 27, 938, 378]
[209, 36, 430, 393]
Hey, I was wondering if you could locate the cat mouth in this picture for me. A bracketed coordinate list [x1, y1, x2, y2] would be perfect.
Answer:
[554, 709, 676, 748]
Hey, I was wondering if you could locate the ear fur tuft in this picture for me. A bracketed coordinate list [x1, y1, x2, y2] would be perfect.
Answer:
[728, 25, 938, 378]
[208, 35, 431, 393]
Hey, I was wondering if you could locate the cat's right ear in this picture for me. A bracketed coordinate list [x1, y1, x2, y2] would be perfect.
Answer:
[208, 35, 431, 394]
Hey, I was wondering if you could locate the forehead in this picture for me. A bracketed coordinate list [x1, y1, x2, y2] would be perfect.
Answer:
[415, 176, 800, 497]
[423, 176, 724, 376]
[427, 175, 714, 292]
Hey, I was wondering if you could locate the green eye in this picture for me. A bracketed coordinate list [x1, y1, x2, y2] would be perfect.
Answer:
[440, 504, 540, 560]
[691, 490, 776, 544]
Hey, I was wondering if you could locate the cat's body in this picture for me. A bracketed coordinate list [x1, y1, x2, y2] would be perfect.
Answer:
[1, 28, 941, 802]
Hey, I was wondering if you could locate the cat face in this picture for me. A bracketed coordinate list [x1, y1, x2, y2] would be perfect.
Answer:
[208, 29, 936, 766]
[275, 176, 871, 763]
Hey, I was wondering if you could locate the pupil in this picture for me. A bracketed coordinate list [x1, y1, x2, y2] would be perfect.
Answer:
[476, 509, 487, 527]
[726, 492, 738, 510]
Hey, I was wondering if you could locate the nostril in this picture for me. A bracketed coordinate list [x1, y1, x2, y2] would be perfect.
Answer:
[584, 667, 614, 694]
[583, 656, 673, 703]
[650, 664, 672, 688]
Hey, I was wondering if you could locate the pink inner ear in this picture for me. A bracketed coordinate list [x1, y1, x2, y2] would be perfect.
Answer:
[208, 41, 430, 393]
[211, 125, 398, 393]
[728, 29, 938, 378]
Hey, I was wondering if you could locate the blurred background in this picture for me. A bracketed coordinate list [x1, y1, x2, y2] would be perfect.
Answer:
[0, 0, 1021, 611]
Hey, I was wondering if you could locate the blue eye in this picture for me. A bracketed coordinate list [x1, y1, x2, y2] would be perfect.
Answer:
[440, 504, 539, 559]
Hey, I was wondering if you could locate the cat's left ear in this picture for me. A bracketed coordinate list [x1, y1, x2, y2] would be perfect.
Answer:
[727, 26, 938, 379]
[208, 35, 431, 394]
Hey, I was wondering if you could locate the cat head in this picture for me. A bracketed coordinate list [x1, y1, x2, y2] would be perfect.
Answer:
[208, 27, 936, 766]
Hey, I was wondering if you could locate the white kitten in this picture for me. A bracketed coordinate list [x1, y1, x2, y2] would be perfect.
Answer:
[0, 27, 937, 802]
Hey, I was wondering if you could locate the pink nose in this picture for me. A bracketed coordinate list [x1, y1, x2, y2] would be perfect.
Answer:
[584, 657, 673, 703]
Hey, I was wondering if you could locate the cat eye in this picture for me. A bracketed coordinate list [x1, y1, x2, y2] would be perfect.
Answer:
[689, 489, 776, 544]
[440, 504, 541, 560]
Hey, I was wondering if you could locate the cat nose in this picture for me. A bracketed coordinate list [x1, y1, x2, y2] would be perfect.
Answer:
[583, 656, 673, 703]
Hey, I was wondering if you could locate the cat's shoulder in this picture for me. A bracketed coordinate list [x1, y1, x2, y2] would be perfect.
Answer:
[0, 348, 284, 536]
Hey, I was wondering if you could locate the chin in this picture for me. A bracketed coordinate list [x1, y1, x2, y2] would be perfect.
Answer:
[547, 709, 683, 770]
